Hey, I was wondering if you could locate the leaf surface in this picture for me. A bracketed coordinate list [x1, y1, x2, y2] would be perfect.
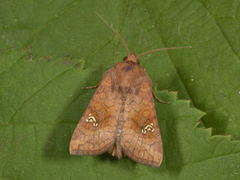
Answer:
[0, 0, 240, 179]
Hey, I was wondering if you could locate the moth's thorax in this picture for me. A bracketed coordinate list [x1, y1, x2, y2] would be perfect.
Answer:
[124, 53, 139, 64]
[115, 62, 143, 82]
[111, 58, 151, 94]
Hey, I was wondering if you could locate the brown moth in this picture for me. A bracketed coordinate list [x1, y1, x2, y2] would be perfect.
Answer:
[69, 13, 191, 167]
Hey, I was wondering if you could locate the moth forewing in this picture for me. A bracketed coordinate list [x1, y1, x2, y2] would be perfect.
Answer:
[69, 71, 119, 155]
[119, 64, 163, 167]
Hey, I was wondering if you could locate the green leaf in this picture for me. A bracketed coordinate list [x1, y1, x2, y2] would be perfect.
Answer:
[1, 0, 240, 179]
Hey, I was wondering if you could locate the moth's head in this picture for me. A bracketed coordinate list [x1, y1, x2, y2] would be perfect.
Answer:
[123, 53, 139, 64]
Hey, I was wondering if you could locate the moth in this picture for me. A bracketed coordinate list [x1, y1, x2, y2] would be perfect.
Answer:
[69, 13, 191, 167]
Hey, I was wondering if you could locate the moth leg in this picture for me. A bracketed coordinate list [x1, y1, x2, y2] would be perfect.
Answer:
[152, 92, 170, 104]
[82, 84, 99, 89]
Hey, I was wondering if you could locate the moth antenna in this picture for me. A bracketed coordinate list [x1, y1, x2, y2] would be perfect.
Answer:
[95, 12, 131, 55]
[137, 46, 192, 58]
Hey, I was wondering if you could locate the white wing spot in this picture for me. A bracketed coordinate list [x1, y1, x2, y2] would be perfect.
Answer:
[85, 113, 98, 127]
[141, 123, 154, 134]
